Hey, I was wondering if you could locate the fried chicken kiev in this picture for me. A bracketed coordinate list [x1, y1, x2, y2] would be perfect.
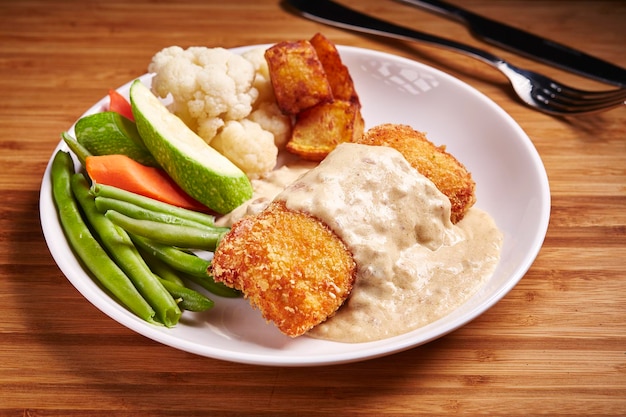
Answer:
[356, 124, 476, 223]
[211, 200, 356, 337]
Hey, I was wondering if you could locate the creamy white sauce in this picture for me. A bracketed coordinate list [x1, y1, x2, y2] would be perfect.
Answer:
[214, 157, 316, 227]
[220, 142, 502, 343]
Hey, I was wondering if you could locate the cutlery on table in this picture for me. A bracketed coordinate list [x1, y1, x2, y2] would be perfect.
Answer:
[394, 0, 626, 88]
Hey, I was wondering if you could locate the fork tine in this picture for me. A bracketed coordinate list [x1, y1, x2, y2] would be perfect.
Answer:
[538, 88, 626, 106]
[526, 70, 626, 114]
[505, 65, 626, 115]
[553, 102, 624, 115]
[547, 83, 626, 101]
[534, 94, 625, 115]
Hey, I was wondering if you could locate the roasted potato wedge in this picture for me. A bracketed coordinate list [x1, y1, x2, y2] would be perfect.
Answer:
[265, 34, 365, 160]
[309, 33, 360, 105]
[287, 100, 365, 161]
[264, 40, 333, 115]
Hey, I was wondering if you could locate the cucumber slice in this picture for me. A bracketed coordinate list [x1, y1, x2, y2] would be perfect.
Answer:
[129, 80, 252, 214]
[75, 111, 158, 167]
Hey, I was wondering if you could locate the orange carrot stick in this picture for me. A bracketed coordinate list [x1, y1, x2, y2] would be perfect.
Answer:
[108, 89, 135, 121]
[85, 154, 209, 212]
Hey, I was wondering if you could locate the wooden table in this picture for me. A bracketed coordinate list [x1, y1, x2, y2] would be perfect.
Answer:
[2, 1, 624, 415]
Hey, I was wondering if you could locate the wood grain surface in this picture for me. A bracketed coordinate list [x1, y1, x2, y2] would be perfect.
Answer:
[1, 0, 625, 415]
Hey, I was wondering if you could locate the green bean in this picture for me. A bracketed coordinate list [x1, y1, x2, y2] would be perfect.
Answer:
[157, 277, 214, 312]
[137, 246, 185, 287]
[50, 151, 157, 323]
[71, 173, 181, 327]
[105, 210, 225, 251]
[61, 132, 91, 166]
[128, 226, 239, 297]
[90, 183, 217, 227]
[137, 241, 240, 298]
[95, 196, 229, 232]
[129, 234, 212, 278]
[180, 270, 241, 299]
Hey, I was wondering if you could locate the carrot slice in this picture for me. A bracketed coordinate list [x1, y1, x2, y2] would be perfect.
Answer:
[85, 154, 209, 212]
[108, 89, 135, 121]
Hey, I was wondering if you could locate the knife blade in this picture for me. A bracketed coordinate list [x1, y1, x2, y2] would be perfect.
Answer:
[394, 0, 626, 87]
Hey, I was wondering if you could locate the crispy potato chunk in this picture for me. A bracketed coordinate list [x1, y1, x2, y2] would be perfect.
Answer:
[287, 100, 365, 161]
[267, 33, 365, 161]
[211, 201, 356, 338]
[265, 40, 333, 115]
[309, 33, 360, 105]
[356, 124, 476, 223]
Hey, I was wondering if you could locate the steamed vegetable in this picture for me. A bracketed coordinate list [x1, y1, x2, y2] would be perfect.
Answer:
[50, 150, 157, 323]
[157, 277, 214, 312]
[105, 210, 226, 251]
[108, 89, 135, 121]
[138, 245, 240, 299]
[85, 154, 209, 212]
[129, 80, 253, 214]
[70, 173, 182, 327]
[94, 196, 219, 231]
[75, 111, 158, 166]
[128, 234, 213, 279]
[90, 182, 217, 227]
[61, 131, 91, 166]
[147, 46, 291, 177]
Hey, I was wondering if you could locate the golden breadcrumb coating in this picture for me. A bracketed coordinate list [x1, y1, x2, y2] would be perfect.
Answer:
[356, 123, 476, 223]
[211, 201, 356, 337]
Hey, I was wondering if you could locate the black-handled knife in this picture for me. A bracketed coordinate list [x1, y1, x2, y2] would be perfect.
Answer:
[394, 0, 626, 87]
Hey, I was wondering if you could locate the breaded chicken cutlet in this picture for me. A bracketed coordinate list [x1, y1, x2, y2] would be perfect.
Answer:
[356, 124, 476, 223]
[211, 200, 356, 338]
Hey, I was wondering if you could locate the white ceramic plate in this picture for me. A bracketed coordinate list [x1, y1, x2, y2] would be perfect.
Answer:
[40, 45, 550, 366]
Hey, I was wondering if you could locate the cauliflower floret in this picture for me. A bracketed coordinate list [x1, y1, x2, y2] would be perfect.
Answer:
[149, 46, 258, 140]
[249, 102, 292, 149]
[147, 45, 292, 178]
[242, 47, 276, 106]
[242, 48, 292, 149]
[210, 119, 278, 179]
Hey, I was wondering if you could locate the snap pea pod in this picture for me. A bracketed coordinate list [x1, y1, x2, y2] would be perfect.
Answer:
[129, 233, 212, 278]
[95, 196, 229, 232]
[105, 210, 226, 251]
[157, 277, 214, 312]
[131, 234, 239, 296]
[71, 173, 182, 327]
[179, 269, 241, 299]
[50, 151, 157, 323]
[90, 183, 217, 227]
[137, 240, 240, 298]
[137, 246, 185, 287]
[61, 132, 91, 166]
